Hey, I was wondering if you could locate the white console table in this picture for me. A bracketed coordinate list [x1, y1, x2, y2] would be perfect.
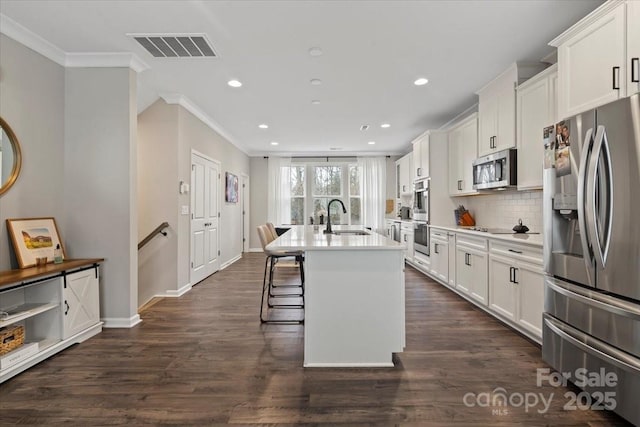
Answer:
[0, 259, 103, 383]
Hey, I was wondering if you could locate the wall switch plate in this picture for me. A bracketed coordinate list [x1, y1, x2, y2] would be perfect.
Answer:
[179, 182, 190, 194]
[181, 205, 189, 215]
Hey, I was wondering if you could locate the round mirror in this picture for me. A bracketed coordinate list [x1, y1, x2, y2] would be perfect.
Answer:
[0, 116, 22, 196]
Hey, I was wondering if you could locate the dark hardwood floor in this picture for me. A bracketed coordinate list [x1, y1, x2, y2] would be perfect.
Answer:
[0, 253, 630, 425]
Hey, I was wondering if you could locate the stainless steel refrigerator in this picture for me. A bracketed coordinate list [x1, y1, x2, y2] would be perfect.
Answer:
[543, 94, 640, 426]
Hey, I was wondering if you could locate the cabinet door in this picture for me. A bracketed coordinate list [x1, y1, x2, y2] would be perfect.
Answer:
[628, 0, 640, 96]
[448, 129, 462, 196]
[478, 95, 498, 156]
[63, 268, 100, 339]
[420, 136, 430, 178]
[460, 118, 478, 195]
[404, 231, 414, 262]
[517, 73, 552, 190]
[413, 139, 422, 180]
[556, 2, 626, 118]
[469, 250, 488, 306]
[455, 247, 471, 295]
[515, 261, 544, 339]
[495, 82, 516, 152]
[430, 239, 449, 284]
[488, 255, 517, 322]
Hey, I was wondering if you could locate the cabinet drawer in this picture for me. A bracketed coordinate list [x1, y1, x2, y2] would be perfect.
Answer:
[430, 228, 450, 241]
[456, 234, 488, 251]
[490, 241, 542, 265]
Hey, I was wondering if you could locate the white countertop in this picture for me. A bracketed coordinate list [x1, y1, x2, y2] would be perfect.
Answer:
[429, 225, 544, 247]
[267, 225, 404, 251]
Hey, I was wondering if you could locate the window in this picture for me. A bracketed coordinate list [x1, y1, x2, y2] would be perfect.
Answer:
[280, 162, 362, 226]
[284, 165, 305, 225]
[349, 165, 362, 225]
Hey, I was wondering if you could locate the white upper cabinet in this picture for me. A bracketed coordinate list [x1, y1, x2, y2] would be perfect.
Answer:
[477, 63, 547, 157]
[550, 1, 628, 118]
[412, 132, 430, 180]
[516, 64, 558, 190]
[628, 0, 640, 95]
[396, 152, 413, 196]
[448, 113, 478, 196]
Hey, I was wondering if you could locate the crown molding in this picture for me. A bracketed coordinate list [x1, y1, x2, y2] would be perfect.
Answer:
[159, 93, 247, 155]
[65, 52, 149, 72]
[1, 13, 66, 66]
[1, 13, 149, 72]
[549, 0, 624, 47]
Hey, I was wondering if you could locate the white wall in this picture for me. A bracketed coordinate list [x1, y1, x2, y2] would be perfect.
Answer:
[0, 35, 66, 271]
[463, 190, 543, 233]
[64, 67, 138, 325]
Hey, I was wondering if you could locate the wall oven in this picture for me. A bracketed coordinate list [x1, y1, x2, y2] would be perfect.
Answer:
[413, 178, 429, 222]
[414, 221, 429, 256]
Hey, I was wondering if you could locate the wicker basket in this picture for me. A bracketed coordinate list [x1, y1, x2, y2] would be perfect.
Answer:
[0, 325, 25, 355]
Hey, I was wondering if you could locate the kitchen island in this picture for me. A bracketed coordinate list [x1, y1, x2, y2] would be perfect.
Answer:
[267, 226, 405, 367]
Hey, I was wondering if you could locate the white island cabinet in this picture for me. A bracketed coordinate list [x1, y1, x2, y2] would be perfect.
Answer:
[267, 226, 405, 367]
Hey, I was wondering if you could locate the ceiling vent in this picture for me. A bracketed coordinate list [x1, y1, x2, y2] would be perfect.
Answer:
[360, 125, 370, 131]
[131, 34, 217, 58]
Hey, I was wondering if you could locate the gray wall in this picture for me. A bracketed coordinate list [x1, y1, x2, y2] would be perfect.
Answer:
[137, 101, 180, 305]
[64, 67, 138, 322]
[137, 99, 250, 306]
[0, 34, 66, 271]
[249, 157, 268, 250]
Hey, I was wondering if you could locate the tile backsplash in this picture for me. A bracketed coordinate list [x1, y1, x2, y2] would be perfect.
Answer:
[462, 190, 543, 233]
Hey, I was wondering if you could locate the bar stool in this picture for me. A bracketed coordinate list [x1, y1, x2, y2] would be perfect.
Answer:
[257, 225, 304, 324]
[265, 222, 302, 294]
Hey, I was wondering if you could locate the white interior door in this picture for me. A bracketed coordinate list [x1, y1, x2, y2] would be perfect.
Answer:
[191, 152, 220, 285]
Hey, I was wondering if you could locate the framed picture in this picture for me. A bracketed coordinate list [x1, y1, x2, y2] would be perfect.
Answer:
[6, 217, 66, 268]
[225, 172, 238, 203]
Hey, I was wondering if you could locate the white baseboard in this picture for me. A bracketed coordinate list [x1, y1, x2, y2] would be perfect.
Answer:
[248, 248, 263, 253]
[159, 282, 192, 297]
[220, 253, 242, 270]
[102, 314, 142, 328]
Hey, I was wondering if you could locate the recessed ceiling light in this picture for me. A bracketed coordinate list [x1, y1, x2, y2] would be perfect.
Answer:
[227, 79, 242, 87]
[381, 123, 391, 128]
[258, 124, 269, 129]
[414, 78, 429, 86]
[368, 141, 376, 145]
[310, 78, 322, 86]
[270, 141, 279, 146]
[311, 100, 321, 105]
[329, 147, 343, 151]
[309, 47, 323, 56]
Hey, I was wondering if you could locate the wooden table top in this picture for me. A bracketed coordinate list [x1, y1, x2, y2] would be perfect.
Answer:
[0, 259, 104, 289]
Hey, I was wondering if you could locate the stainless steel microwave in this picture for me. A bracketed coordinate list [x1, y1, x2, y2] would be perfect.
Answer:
[472, 148, 517, 190]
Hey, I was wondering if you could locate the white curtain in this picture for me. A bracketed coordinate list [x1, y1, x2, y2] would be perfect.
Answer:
[358, 156, 387, 234]
[267, 156, 292, 225]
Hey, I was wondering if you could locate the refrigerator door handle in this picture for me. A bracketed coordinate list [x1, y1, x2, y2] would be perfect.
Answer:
[588, 125, 614, 269]
[544, 315, 640, 375]
[577, 127, 595, 269]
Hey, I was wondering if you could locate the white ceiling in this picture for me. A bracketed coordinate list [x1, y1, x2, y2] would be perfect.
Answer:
[0, 0, 603, 156]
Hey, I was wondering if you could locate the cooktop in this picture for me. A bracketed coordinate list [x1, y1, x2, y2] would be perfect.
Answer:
[469, 227, 540, 235]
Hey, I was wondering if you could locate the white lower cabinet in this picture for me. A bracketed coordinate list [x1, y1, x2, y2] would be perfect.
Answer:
[62, 268, 100, 339]
[489, 241, 544, 340]
[0, 261, 102, 383]
[455, 235, 488, 306]
[401, 223, 414, 263]
[429, 229, 450, 285]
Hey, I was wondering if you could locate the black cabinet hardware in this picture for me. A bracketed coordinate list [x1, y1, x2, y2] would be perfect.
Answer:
[434, 243, 439, 254]
[64, 300, 70, 315]
[508, 249, 523, 254]
[513, 267, 519, 284]
[613, 66, 620, 90]
[632, 58, 639, 83]
[509, 266, 514, 283]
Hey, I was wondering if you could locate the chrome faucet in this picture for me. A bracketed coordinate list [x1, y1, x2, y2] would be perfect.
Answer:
[324, 199, 347, 234]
